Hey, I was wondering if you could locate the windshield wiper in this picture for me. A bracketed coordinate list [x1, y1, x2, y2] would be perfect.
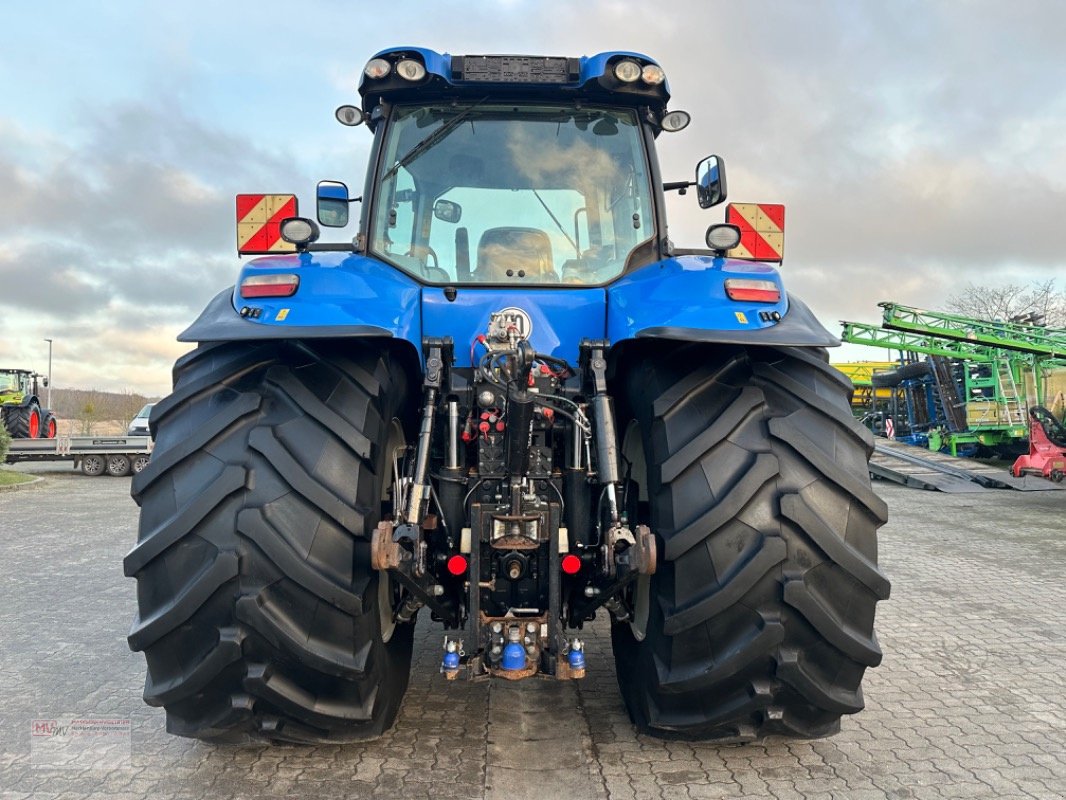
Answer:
[381, 98, 487, 181]
[532, 189, 579, 255]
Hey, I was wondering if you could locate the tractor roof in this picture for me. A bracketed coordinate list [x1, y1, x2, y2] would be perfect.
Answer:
[357, 47, 672, 120]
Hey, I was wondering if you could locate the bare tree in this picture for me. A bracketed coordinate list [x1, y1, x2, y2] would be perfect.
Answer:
[97, 389, 148, 427]
[78, 393, 110, 435]
[944, 279, 1066, 327]
[51, 388, 153, 434]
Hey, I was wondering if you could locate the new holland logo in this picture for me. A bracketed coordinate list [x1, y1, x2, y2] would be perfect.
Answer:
[489, 307, 533, 341]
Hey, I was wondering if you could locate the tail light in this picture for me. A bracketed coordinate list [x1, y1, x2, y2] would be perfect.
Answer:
[240, 273, 300, 298]
[724, 278, 781, 304]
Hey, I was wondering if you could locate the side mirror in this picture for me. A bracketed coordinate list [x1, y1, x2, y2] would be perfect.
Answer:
[433, 199, 462, 223]
[41, 377, 49, 387]
[317, 180, 350, 227]
[695, 154, 727, 209]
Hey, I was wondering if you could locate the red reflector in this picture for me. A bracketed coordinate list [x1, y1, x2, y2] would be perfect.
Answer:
[724, 278, 781, 303]
[240, 273, 300, 298]
[561, 554, 582, 575]
[447, 555, 468, 576]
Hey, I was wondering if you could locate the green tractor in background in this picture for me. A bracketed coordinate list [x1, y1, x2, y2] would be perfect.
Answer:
[0, 368, 56, 439]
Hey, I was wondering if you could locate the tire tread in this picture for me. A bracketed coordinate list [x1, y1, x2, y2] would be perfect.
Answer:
[611, 345, 888, 741]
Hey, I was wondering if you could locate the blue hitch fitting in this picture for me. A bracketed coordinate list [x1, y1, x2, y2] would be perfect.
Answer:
[441, 638, 462, 681]
[567, 638, 586, 679]
[501, 628, 527, 671]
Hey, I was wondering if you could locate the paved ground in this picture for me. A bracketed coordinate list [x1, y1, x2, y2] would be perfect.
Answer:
[1, 463, 1064, 799]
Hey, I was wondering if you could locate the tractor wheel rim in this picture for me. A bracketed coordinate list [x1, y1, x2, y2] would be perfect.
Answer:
[29, 412, 39, 438]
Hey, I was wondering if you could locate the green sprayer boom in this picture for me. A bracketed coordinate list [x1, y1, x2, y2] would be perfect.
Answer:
[879, 302, 1066, 359]
[840, 320, 996, 362]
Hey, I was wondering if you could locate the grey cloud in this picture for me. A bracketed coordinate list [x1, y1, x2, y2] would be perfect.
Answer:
[84, 100, 295, 181]
[100, 254, 233, 315]
[0, 99, 302, 329]
[0, 232, 232, 325]
[0, 99, 300, 257]
[0, 245, 111, 314]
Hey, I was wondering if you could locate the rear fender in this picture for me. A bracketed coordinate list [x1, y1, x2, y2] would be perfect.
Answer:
[178, 252, 424, 364]
[3, 395, 38, 409]
[607, 254, 838, 348]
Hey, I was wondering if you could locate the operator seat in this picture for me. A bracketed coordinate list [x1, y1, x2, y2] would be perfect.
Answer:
[474, 227, 555, 282]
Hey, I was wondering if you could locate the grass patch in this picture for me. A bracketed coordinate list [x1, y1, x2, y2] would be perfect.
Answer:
[0, 469, 35, 486]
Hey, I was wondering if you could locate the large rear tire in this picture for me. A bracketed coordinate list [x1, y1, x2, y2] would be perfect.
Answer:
[127, 340, 416, 742]
[612, 344, 890, 741]
[8, 402, 41, 439]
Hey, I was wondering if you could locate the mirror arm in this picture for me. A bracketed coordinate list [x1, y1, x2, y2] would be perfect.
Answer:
[663, 180, 695, 194]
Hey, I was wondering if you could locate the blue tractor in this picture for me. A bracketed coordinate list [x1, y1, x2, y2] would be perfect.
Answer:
[127, 48, 889, 743]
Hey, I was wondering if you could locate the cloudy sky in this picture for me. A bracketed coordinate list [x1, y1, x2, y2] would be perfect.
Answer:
[2, 0, 1064, 396]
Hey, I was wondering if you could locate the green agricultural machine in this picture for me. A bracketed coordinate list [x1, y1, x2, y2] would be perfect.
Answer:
[841, 303, 1066, 456]
[0, 368, 56, 439]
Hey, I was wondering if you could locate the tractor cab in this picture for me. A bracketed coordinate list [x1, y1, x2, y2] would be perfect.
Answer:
[0, 368, 39, 403]
[363, 102, 656, 286]
[0, 370, 20, 397]
[320, 49, 724, 285]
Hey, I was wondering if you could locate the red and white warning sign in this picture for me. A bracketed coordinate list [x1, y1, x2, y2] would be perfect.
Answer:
[236, 194, 298, 254]
[725, 202, 785, 262]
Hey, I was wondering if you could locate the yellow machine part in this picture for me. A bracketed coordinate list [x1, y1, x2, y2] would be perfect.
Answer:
[833, 361, 897, 405]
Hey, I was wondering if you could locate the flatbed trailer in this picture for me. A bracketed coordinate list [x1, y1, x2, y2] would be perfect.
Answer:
[4, 435, 152, 477]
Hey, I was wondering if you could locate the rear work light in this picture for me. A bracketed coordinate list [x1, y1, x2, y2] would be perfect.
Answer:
[706, 223, 742, 251]
[660, 110, 690, 132]
[364, 58, 391, 79]
[395, 59, 426, 81]
[279, 217, 320, 246]
[240, 273, 300, 298]
[724, 278, 781, 303]
[641, 64, 666, 85]
[614, 60, 642, 83]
